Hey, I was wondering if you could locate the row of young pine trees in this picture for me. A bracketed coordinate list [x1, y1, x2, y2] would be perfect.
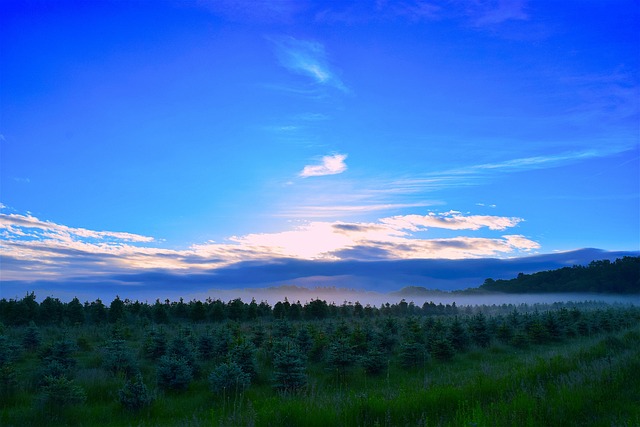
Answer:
[1, 298, 638, 413]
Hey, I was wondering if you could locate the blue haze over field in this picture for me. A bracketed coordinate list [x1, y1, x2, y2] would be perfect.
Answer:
[1, 1, 638, 303]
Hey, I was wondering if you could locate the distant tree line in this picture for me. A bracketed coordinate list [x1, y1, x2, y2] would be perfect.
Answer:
[479, 256, 640, 294]
[0, 293, 467, 327]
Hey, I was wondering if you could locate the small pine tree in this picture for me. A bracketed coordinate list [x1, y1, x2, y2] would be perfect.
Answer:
[209, 362, 250, 394]
[118, 373, 153, 411]
[143, 328, 167, 360]
[296, 326, 314, 355]
[157, 355, 193, 391]
[22, 321, 41, 350]
[326, 337, 356, 376]
[448, 317, 469, 352]
[168, 335, 198, 376]
[39, 375, 86, 407]
[430, 337, 455, 362]
[102, 339, 139, 378]
[40, 339, 77, 370]
[361, 348, 386, 375]
[469, 313, 491, 348]
[229, 340, 257, 380]
[272, 342, 307, 393]
[399, 341, 426, 369]
[198, 333, 216, 360]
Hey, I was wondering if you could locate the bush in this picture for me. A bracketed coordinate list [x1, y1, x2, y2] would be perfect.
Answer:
[157, 355, 193, 391]
[209, 362, 250, 394]
[118, 373, 153, 411]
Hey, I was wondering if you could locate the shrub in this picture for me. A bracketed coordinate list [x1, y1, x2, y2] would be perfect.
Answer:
[118, 373, 153, 411]
[209, 362, 250, 394]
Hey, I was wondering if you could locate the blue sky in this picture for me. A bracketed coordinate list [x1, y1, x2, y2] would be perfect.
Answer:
[1, 0, 638, 300]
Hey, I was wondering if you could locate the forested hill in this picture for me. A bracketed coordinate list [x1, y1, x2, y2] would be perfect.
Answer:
[479, 256, 640, 294]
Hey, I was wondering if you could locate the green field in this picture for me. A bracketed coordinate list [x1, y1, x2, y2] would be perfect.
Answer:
[1, 297, 639, 426]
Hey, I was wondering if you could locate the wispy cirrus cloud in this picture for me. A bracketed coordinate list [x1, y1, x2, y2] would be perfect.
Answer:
[270, 36, 349, 92]
[382, 148, 631, 196]
[0, 213, 154, 243]
[278, 202, 437, 218]
[470, 0, 528, 26]
[299, 153, 348, 177]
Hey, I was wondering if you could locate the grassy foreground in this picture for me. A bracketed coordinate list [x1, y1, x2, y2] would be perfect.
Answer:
[1, 312, 639, 426]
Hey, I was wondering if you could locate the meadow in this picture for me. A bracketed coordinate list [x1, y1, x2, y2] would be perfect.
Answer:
[1, 295, 639, 426]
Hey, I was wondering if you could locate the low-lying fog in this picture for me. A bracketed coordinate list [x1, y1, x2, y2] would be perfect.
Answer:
[186, 286, 639, 308]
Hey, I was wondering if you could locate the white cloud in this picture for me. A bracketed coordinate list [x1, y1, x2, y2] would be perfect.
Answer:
[299, 153, 348, 178]
[380, 211, 522, 231]
[271, 36, 348, 92]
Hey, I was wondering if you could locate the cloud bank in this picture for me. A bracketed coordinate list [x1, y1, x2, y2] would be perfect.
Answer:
[0, 210, 537, 285]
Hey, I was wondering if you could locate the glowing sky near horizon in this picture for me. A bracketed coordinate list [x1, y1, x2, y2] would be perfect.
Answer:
[1, 0, 638, 293]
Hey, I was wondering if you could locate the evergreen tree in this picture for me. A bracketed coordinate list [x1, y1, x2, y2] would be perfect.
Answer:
[39, 375, 86, 407]
[0, 336, 18, 397]
[22, 321, 42, 350]
[326, 337, 356, 375]
[143, 328, 167, 360]
[361, 348, 386, 375]
[430, 337, 455, 362]
[109, 296, 125, 324]
[229, 340, 257, 380]
[102, 339, 139, 378]
[448, 317, 469, 352]
[296, 326, 314, 355]
[198, 332, 216, 360]
[157, 355, 193, 391]
[169, 334, 198, 376]
[272, 341, 307, 393]
[469, 313, 491, 347]
[66, 297, 85, 325]
[399, 341, 426, 369]
[118, 373, 153, 411]
[209, 361, 250, 394]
